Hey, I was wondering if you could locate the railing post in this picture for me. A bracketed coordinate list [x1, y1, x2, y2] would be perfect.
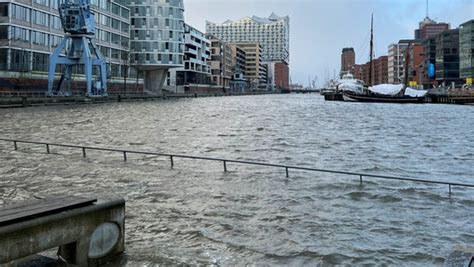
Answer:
[13, 141, 17, 150]
[170, 155, 174, 168]
[82, 147, 86, 158]
[285, 167, 289, 178]
[223, 160, 227, 172]
[46, 144, 50, 154]
[123, 151, 127, 162]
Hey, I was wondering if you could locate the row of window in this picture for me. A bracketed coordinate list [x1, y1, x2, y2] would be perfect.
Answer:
[97, 29, 129, 49]
[130, 41, 183, 53]
[11, 4, 129, 34]
[90, 0, 130, 19]
[130, 53, 183, 65]
[2, 48, 130, 78]
[132, 5, 183, 19]
[97, 13, 129, 33]
[132, 29, 183, 42]
[131, 17, 184, 31]
[10, 26, 55, 46]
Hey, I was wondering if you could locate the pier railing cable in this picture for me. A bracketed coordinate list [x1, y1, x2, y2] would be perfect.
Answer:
[1, 138, 473, 196]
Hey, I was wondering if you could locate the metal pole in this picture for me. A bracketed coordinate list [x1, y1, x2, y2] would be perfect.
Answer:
[13, 141, 17, 150]
[82, 147, 86, 158]
[223, 160, 227, 172]
[123, 151, 127, 162]
[286, 167, 289, 178]
[46, 144, 50, 154]
[170, 155, 174, 168]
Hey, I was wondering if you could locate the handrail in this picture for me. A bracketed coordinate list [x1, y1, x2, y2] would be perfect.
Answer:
[1, 138, 473, 195]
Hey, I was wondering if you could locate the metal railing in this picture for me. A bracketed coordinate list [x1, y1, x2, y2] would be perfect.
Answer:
[1, 138, 473, 196]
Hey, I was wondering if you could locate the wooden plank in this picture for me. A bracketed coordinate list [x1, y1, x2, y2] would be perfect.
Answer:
[0, 196, 97, 227]
[0, 196, 90, 217]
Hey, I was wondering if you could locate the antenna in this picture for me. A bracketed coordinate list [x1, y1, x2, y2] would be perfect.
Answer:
[426, 0, 429, 18]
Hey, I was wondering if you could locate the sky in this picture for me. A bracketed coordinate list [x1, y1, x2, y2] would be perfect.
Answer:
[184, 0, 473, 86]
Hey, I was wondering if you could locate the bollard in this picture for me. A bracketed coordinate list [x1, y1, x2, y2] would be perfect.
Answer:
[82, 147, 86, 158]
[449, 184, 452, 196]
[223, 160, 227, 172]
[13, 141, 17, 150]
[46, 144, 50, 154]
[170, 155, 174, 168]
[360, 175, 363, 184]
[123, 151, 127, 162]
[285, 167, 289, 178]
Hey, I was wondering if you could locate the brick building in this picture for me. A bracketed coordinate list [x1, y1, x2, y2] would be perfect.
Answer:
[341, 47, 355, 75]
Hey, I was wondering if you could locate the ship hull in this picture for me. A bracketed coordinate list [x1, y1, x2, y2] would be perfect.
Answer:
[342, 92, 425, 103]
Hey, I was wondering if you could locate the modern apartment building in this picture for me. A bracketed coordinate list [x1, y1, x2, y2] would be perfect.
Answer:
[459, 19, 474, 80]
[387, 40, 413, 84]
[208, 36, 233, 89]
[231, 43, 265, 88]
[435, 29, 461, 85]
[0, 0, 130, 91]
[228, 44, 246, 76]
[128, 0, 185, 93]
[166, 23, 210, 93]
[341, 47, 355, 75]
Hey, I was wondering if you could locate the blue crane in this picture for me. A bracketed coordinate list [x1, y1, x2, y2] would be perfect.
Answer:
[47, 0, 107, 96]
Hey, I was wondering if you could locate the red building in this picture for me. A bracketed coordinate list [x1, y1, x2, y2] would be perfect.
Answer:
[341, 48, 356, 75]
[373, 56, 388, 85]
[415, 17, 450, 41]
[274, 62, 289, 90]
[408, 43, 425, 86]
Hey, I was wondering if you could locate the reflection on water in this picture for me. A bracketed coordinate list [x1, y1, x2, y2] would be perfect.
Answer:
[0, 95, 473, 266]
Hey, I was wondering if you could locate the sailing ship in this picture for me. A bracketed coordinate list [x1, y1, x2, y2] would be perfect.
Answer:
[341, 15, 427, 103]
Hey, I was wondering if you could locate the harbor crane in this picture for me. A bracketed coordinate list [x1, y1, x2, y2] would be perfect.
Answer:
[47, 0, 107, 96]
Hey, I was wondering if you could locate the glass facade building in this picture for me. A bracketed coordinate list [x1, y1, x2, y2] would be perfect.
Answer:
[435, 29, 461, 84]
[0, 0, 130, 80]
[459, 20, 474, 79]
[127, 0, 184, 93]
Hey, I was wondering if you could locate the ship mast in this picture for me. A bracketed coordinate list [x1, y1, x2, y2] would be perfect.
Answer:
[368, 14, 374, 87]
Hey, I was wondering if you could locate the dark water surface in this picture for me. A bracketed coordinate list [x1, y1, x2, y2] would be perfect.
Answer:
[0, 94, 473, 266]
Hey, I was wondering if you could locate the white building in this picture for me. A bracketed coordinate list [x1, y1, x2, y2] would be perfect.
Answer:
[206, 13, 290, 64]
[165, 23, 210, 93]
[128, 0, 185, 94]
[387, 40, 412, 84]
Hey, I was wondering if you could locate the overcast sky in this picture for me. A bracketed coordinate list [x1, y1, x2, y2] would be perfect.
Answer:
[184, 0, 473, 86]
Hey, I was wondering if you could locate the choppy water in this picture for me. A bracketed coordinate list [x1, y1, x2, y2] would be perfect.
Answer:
[0, 94, 473, 266]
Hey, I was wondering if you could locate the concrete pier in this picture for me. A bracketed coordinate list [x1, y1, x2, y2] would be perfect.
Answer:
[0, 197, 125, 266]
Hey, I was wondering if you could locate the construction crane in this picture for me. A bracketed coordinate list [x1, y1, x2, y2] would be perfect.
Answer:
[47, 0, 107, 96]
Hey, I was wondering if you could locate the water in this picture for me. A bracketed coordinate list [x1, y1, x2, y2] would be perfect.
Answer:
[0, 94, 473, 266]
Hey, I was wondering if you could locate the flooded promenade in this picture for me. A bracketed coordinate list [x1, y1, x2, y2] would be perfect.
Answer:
[1, 94, 473, 265]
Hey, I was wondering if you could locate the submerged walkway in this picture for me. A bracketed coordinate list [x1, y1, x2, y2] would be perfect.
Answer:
[1, 138, 473, 196]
